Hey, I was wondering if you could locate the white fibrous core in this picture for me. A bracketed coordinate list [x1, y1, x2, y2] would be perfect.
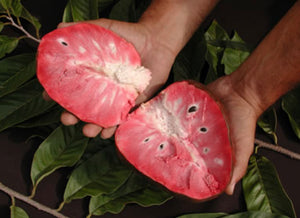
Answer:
[144, 98, 187, 139]
[103, 63, 151, 93]
[70, 59, 152, 94]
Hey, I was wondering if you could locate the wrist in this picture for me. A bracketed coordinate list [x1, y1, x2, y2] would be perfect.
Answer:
[138, 0, 219, 56]
[228, 70, 266, 119]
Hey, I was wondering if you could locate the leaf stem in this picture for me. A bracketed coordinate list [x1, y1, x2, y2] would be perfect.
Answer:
[0, 182, 69, 218]
[4, 15, 40, 43]
[255, 138, 300, 160]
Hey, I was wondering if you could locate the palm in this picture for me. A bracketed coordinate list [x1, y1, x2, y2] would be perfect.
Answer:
[207, 76, 258, 194]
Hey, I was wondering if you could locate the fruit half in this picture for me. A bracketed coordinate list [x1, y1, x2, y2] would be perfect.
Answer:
[115, 81, 232, 200]
[37, 23, 151, 128]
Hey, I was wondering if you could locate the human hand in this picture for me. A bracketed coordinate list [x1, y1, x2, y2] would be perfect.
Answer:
[43, 18, 177, 138]
[207, 75, 259, 195]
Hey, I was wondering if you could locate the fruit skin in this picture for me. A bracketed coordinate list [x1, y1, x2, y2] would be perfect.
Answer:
[115, 81, 232, 200]
[37, 23, 151, 128]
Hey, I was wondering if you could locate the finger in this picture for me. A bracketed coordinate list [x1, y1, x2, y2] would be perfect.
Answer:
[101, 126, 117, 139]
[225, 159, 249, 195]
[60, 111, 79, 126]
[83, 123, 103, 138]
[225, 139, 254, 195]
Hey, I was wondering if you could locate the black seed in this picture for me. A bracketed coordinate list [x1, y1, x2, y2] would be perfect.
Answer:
[203, 147, 210, 154]
[200, 127, 208, 133]
[61, 41, 68, 46]
[159, 144, 164, 150]
[188, 105, 198, 113]
[144, 138, 150, 142]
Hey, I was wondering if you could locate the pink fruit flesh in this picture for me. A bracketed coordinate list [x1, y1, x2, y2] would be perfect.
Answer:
[37, 23, 151, 128]
[115, 81, 232, 200]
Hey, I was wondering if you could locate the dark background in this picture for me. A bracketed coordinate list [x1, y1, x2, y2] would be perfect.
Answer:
[0, 0, 299, 217]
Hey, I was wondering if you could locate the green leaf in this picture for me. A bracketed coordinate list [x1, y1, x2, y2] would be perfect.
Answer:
[242, 155, 296, 218]
[20, 7, 41, 36]
[281, 85, 300, 140]
[0, 22, 4, 32]
[205, 20, 230, 42]
[0, 53, 36, 97]
[177, 211, 290, 218]
[30, 124, 89, 191]
[257, 107, 278, 144]
[0, 35, 19, 58]
[63, 145, 131, 203]
[0, 80, 55, 132]
[0, 0, 10, 10]
[0, 0, 40, 35]
[10, 0, 22, 17]
[224, 211, 290, 218]
[63, 0, 99, 22]
[15, 106, 62, 128]
[204, 20, 229, 84]
[221, 31, 250, 75]
[10, 205, 29, 218]
[177, 213, 227, 218]
[109, 0, 136, 22]
[62, 2, 73, 22]
[172, 28, 206, 82]
[89, 172, 172, 216]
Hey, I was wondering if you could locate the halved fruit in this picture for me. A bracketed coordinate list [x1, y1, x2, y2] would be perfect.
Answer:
[115, 81, 232, 200]
[37, 23, 151, 128]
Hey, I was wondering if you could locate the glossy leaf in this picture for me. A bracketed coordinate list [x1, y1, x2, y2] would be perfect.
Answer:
[281, 85, 300, 140]
[89, 172, 172, 216]
[0, 35, 19, 58]
[173, 28, 206, 82]
[178, 211, 291, 218]
[63, 145, 131, 203]
[225, 211, 290, 218]
[257, 107, 278, 144]
[15, 106, 62, 128]
[204, 20, 229, 84]
[177, 213, 227, 218]
[242, 155, 296, 218]
[30, 124, 89, 191]
[1, 0, 22, 16]
[63, 0, 99, 22]
[0, 0, 41, 34]
[0, 80, 55, 132]
[9, 0, 22, 17]
[0, 53, 36, 97]
[221, 31, 250, 75]
[20, 7, 41, 36]
[10, 205, 29, 218]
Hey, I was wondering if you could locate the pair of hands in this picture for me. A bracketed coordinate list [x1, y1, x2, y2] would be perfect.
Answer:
[45, 19, 258, 195]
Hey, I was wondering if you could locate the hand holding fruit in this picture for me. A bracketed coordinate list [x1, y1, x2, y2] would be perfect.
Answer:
[42, 19, 177, 139]
[39, 0, 300, 199]
[51, 0, 218, 138]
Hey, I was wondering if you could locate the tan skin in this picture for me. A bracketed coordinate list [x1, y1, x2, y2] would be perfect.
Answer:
[44, 0, 300, 195]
